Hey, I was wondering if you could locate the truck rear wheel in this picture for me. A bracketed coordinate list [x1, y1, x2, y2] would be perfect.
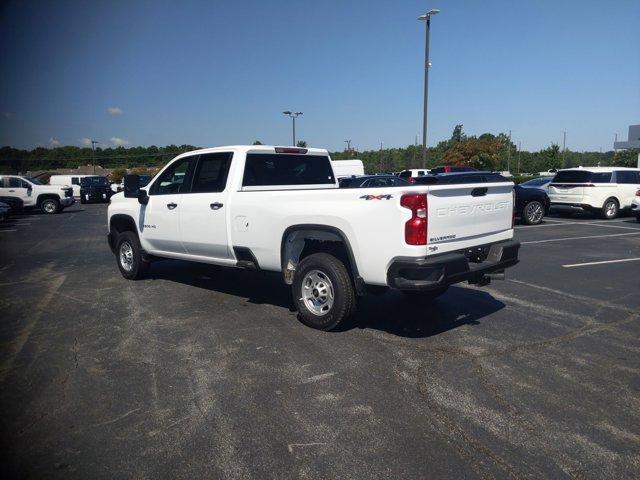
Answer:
[116, 231, 149, 280]
[292, 253, 356, 331]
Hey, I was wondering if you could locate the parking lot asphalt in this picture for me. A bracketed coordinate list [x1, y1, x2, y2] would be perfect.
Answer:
[1, 204, 639, 479]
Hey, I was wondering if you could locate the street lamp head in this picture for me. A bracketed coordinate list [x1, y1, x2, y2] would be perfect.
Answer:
[295, 112, 303, 116]
[418, 8, 440, 20]
[282, 111, 292, 115]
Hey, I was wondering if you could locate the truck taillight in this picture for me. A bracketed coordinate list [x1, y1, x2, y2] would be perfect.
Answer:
[401, 194, 427, 245]
[512, 189, 516, 228]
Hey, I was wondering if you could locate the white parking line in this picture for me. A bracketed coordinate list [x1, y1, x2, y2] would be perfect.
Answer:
[563, 258, 640, 268]
[522, 231, 640, 245]
[515, 222, 579, 229]
[579, 222, 640, 231]
[0, 230, 16, 233]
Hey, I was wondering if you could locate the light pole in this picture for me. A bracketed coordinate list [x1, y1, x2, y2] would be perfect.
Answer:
[91, 140, 99, 174]
[282, 111, 302, 145]
[507, 130, 512, 173]
[344, 139, 352, 153]
[562, 131, 567, 167]
[418, 8, 440, 169]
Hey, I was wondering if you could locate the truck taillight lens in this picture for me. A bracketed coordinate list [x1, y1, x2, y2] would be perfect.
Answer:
[401, 194, 428, 245]
[512, 188, 516, 228]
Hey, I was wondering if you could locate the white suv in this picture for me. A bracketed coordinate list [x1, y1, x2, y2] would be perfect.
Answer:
[0, 175, 75, 214]
[548, 167, 640, 219]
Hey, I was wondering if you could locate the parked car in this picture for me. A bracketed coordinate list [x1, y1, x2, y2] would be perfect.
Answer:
[0, 195, 24, 215]
[428, 165, 478, 174]
[514, 184, 549, 225]
[398, 168, 430, 183]
[80, 176, 113, 203]
[548, 167, 640, 219]
[0, 175, 74, 214]
[49, 174, 93, 197]
[520, 177, 552, 192]
[0, 201, 10, 221]
[338, 175, 410, 188]
[108, 145, 520, 331]
[631, 190, 640, 223]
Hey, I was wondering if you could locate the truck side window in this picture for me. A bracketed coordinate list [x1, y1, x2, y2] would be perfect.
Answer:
[8, 177, 23, 188]
[191, 153, 233, 193]
[150, 156, 196, 195]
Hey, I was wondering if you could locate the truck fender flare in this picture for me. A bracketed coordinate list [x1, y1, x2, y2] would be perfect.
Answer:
[280, 224, 365, 295]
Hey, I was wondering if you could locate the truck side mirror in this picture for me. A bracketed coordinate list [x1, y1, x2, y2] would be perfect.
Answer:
[138, 189, 149, 205]
[123, 174, 140, 198]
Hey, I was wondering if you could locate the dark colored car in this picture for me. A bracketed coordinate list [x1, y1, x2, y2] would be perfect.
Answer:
[514, 184, 549, 225]
[429, 165, 478, 174]
[80, 176, 112, 203]
[0, 196, 24, 214]
[339, 175, 410, 188]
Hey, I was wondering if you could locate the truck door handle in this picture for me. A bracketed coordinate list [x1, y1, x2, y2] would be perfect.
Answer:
[210, 202, 223, 210]
[471, 187, 488, 197]
[167, 202, 177, 210]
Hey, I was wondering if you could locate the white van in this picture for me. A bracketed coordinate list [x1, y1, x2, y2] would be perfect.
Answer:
[49, 174, 92, 196]
[548, 167, 640, 219]
[331, 160, 364, 178]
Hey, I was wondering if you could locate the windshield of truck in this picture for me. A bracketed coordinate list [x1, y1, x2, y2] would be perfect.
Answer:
[552, 171, 611, 183]
[243, 154, 335, 187]
[81, 176, 109, 186]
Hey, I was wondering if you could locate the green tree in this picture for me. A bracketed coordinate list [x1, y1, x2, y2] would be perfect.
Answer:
[296, 140, 307, 148]
[252, 140, 263, 145]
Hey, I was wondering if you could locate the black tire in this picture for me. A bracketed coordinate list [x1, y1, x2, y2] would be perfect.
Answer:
[40, 198, 60, 214]
[403, 285, 449, 302]
[80, 196, 86, 204]
[600, 198, 619, 220]
[115, 231, 149, 280]
[522, 200, 545, 225]
[292, 253, 356, 331]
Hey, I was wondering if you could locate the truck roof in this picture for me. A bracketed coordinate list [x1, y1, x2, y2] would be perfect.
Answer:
[174, 145, 330, 157]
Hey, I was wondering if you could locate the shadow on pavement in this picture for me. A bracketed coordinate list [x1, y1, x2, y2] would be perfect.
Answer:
[149, 259, 505, 339]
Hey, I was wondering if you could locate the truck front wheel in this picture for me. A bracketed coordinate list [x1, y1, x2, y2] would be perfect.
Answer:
[292, 253, 356, 331]
[116, 231, 149, 280]
[40, 198, 60, 214]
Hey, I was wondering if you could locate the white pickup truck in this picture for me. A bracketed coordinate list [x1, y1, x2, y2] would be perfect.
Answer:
[0, 175, 75, 214]
[107, 145, 519, 330]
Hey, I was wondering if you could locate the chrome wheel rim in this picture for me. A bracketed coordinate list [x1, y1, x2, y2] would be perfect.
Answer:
[301, 269, 334, 316]
[605, 202, 617, 217]
[526, 202, 544, 223]
[119, 241, 134, 272]
[43, 201, 55, 213]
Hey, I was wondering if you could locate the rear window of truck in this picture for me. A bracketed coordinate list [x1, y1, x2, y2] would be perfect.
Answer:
[553, 171, 612, 183]
[243, 154, 335, 187]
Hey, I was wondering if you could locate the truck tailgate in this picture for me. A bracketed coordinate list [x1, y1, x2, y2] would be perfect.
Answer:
[426, 182, 514, 254]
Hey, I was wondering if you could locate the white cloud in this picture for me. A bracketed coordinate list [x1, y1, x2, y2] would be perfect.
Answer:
[49, 137, 61, 147]
[107, 107, 123, 115]
[111, 137, 129, 147]
[80, 137, 93, 146]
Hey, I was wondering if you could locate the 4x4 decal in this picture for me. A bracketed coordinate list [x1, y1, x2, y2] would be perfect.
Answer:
[360, 194, 393, 200]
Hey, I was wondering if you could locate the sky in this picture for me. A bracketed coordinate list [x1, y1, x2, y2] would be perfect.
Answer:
[0, 0, 638, 152]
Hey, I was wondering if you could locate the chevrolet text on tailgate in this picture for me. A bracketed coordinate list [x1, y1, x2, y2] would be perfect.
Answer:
[107, 146, 520, 330]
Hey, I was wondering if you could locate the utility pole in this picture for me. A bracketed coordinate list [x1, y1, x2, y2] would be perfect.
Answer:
[91, 140, 99, 174]
[379, 142, 383, 172]
[507, 130, 512, 173]
[282, 111, 302, 145]
[517, 140, 521, 174]
[614, 132, 618, 152]
[562, 131, 567, 167]
[344, 140, 351, 154]
[418, 9, 440, 169]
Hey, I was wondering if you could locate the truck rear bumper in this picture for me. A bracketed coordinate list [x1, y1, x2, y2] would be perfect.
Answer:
[387, 239, 520, 291]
